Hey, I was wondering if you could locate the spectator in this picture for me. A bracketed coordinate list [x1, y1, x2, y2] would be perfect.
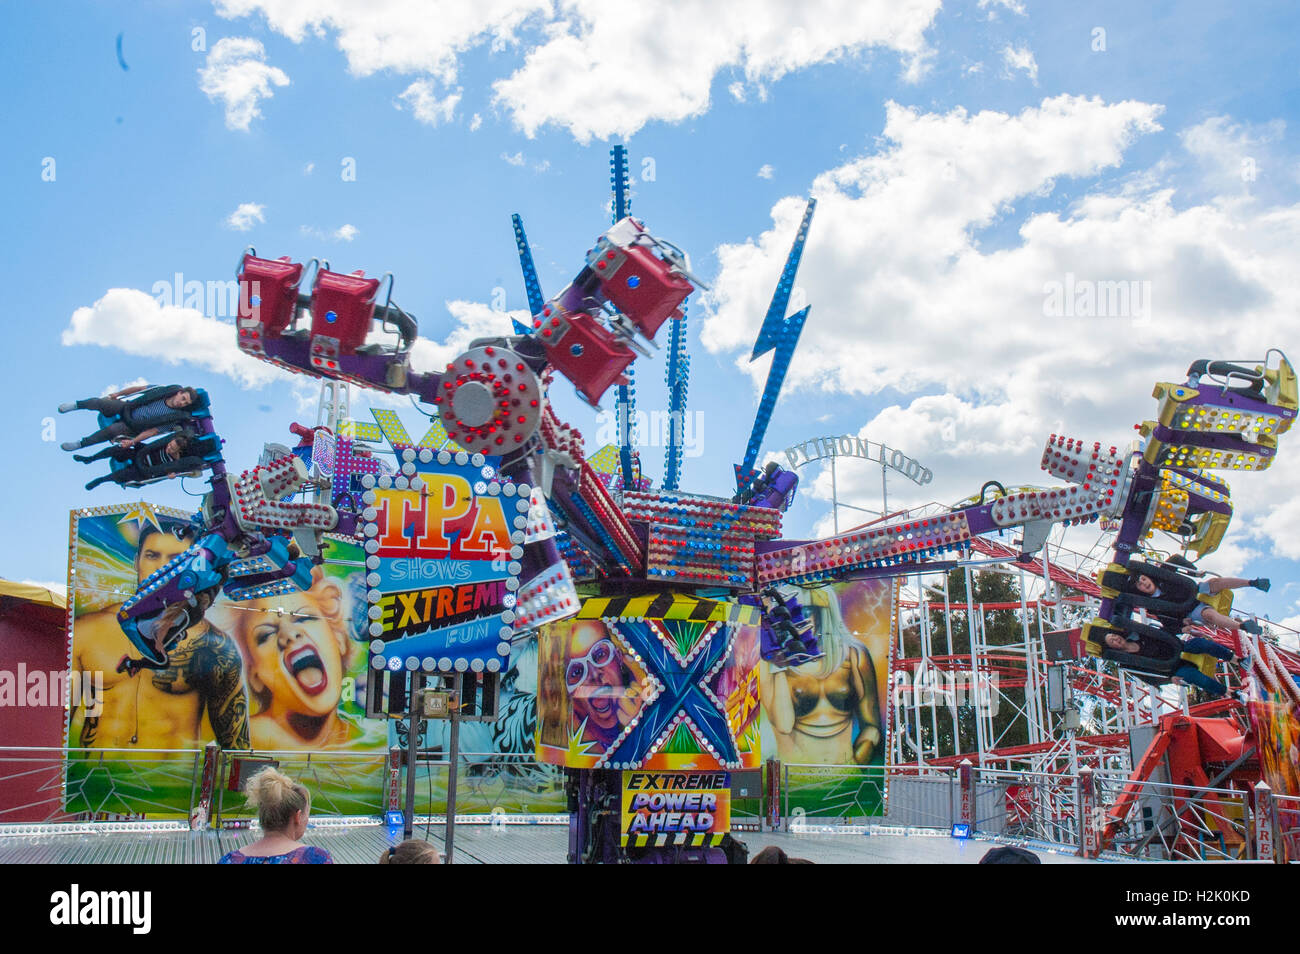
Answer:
[749, 845, 813, 864]
[218, 767, 333, 864]
[979, 845, 1041, 864]
[380, 840, 442, 864]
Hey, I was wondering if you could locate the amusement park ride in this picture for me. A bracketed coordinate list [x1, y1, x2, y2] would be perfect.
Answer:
[61, 146, 1300, 862]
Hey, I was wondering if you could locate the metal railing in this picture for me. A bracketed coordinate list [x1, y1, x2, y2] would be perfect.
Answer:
[780, 763, 888, 825]
[880, 768, 961, 830]
[0, 746, 205, 823]
[0, 746, 1286, 862]
[212, 749, 566, 824]
[1091, 772, 1251, 861]
[1271, 793, 1300, 863]
[0, 746, 566, 828]
[214, 749, 391, 822]
[975, 768, 1078, 844]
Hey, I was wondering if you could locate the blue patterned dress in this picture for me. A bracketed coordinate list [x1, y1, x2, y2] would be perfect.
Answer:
[219, 845, 333, 864]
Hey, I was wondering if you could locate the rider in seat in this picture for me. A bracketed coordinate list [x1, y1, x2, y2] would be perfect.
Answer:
[60, 384, 204, 450]
[76, 431, 208, 490]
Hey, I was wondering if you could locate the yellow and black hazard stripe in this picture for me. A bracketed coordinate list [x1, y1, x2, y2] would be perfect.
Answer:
[577, 593, 759, 626]
[626, 831, 727, 848]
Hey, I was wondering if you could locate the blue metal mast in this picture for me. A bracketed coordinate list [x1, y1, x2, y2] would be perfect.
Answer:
[510, 212, 544, 336]
[610, 145, 638, 490]
[662, 297, 690, 490]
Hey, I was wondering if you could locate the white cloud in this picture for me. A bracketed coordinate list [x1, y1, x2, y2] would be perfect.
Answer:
[63, 290, 530, 402]
[728, 81, 746, 102]
[501, 151, 526, 166]
[979, 0, 1027, 17]
[197, 37, 290, 131]
[469, 112, 483, 131]
[396, 79, 462, 126]
[409, 300, 532, 371]
[299, 224, 359, 242]
[1180, 115, 1286, 196]
[705, 95, 1165, 362]
[494, 0, 943, 141]
[1001, 43, 1038, 83]
[215, 0, 942, 142]
[1274, 609, 1300, 652]
[757, 164, 775, 180]
[225, 201, 266, 231]
[62, 289, 284, 389]
[706, 94, 1300, 566]
[100, 377, 150, 398]
[303, 161, 315, 175]
[215, 0, 548, 79]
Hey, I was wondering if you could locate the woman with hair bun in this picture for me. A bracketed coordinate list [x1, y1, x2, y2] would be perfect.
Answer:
[218, 767, 333, 864]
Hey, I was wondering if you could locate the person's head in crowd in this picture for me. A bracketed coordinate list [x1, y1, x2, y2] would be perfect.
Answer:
[244, 766, 311, 838]
[380, 839, 442, 864]
[978, 845, 1041, 864]
[750, 845, 813, 864]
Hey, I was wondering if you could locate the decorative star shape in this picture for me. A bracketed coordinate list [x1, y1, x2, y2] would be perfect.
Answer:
[117, 501, 162, 536]
[567, 718, 605, 762]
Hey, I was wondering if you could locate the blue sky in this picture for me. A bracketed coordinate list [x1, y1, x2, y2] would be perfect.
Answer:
[3, 0, 1298, 636]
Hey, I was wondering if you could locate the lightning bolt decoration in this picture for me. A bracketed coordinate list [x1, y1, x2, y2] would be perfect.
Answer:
[736, 197, 817, 491]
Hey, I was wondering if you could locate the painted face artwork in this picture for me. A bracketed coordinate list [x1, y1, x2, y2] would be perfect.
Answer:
[567, 623, 625, 733]
[238, 593, 347, 719]
[135, 528, 193, 583]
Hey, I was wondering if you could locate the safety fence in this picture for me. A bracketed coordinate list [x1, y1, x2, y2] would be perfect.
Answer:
[0, 747, 1290, 861]
[0, 746, 565, 829]
[975, 768, 1079, 844]
[1272, 793, 1300, 863]
[1091, 771, 1252, 861]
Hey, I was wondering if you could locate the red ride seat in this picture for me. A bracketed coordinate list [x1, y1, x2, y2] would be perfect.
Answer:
[537, 306, 635, 406]
[310, 269, 380, 354]
[238, 254, 303, 338]
[594, 241, 692, 341]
